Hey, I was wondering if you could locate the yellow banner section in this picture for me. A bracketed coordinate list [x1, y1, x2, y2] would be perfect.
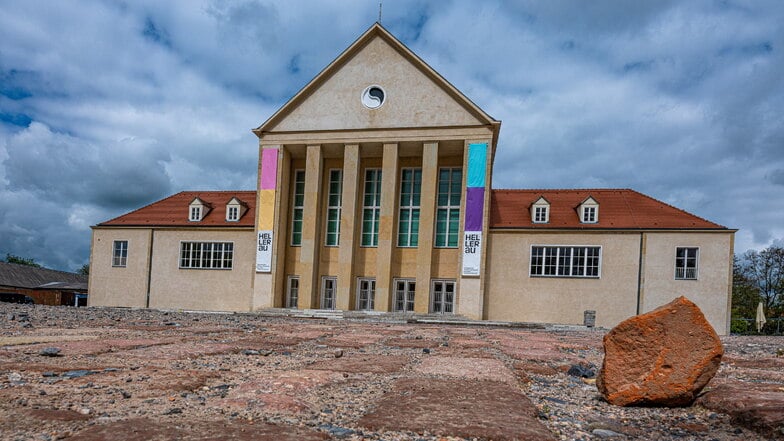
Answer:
[257, 189, 275, 230]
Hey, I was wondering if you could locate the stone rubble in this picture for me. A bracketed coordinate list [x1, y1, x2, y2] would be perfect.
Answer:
[0, 302, 781, 440]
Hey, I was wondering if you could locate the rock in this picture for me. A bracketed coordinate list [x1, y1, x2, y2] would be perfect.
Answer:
[592, 428, 622, 438]
[8, 372, 23, 382]
[697, 382, 784, 439]
[333, 349, 343, 358]
[62, 370, 97, 379]
[242, 349, 260, 356]
[39, 347, 62, 357]
[567, 363, 595, 378]
[597, 296, 723, 407]
[422, 348, 430, 354]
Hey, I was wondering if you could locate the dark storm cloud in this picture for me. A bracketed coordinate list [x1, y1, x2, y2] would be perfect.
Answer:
[0, 0, 783, 270]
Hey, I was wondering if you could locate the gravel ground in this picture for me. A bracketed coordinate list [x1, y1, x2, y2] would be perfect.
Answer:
[1, 303, 782, 440]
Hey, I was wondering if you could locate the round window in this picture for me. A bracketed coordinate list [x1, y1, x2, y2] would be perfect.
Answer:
[361, 85, 386, 109]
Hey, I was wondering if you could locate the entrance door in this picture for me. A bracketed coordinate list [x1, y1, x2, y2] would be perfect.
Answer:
[357, 278, 376, 310]
[286, 276, 299, 308]
[321, 277, 336, 309]
[431, 280, 455, 313]
[394, 279, 415, 312]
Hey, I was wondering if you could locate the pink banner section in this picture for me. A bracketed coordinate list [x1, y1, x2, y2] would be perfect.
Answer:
[260, 148, 279, 190]
[465, 187, 485, 231]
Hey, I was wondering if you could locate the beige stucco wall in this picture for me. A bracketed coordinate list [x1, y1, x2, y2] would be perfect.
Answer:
[88, 228, 152, 308]
[147, 229, 255, 312]
[270, 37, 482, 132]
[641, 232, 733, 335]
[485, 232, 641, 328]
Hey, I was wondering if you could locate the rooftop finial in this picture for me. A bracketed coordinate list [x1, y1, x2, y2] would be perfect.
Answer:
[378, 0, 383, 23]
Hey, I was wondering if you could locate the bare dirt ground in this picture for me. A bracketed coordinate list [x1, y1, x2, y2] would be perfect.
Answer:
[1, 303, 782, 440]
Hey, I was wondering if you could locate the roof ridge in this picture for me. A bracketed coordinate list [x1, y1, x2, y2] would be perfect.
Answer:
[626, 188, 727, 229]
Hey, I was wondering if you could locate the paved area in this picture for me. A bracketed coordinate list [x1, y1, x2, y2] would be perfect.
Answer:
[1, 304, 782, 440]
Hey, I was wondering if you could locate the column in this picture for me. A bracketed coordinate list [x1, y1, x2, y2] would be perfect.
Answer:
[415, 142, 438, 313]
[337, 144, 360, 310]
[298, 145, 323, 309]
[375, 143, 399, 311]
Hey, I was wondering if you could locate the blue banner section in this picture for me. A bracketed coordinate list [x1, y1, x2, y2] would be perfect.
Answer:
[467, 143, 487, 188]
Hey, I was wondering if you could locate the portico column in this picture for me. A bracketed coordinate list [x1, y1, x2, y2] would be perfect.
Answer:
[375, 143, 399, 311]
[415, 142, 438, 313]
[298, 145, 323, 309]
[337, 144, 360, 310]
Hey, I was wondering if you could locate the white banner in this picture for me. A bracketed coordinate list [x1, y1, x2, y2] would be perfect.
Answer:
[256, 230, 273, 272]
[462, 231, 482, 276]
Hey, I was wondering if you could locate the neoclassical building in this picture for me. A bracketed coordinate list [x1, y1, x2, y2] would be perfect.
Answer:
[89, 24, 735, 333]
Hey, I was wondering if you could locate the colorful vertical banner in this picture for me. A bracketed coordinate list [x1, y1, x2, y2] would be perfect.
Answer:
[256, 148, 278, 272]
[462, 143, 487, 276]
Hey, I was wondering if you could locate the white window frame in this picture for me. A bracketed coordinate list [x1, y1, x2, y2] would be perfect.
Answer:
[675, 247, 699, 280]
[290, 169, 306, 246]
[112, 240, 128, 267]
[356, 277, 376, 310]
[189, 206, 202, 222]
[397, 168, 422, 248]
[529, 245, 602, 278]
[534, 205, 549, 223]
[325, 169, 343, 247]
[393, 278, 416, 312]
[361, 169, 382, 247]
[286, 275, 300, 308]
[321, 276, 337, 310]
[435, 167, 462, 248]
[226, 205, 239, 222]
[179, 241, 234, 270]
[430, 279, 456, 314]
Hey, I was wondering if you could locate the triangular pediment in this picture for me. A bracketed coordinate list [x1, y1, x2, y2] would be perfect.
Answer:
[255, 23, 498, 135]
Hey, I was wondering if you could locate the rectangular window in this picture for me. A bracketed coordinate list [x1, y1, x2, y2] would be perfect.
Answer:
[431, 279, 455, 314]
[112, 240, 128, 267]
[394, 279, 416, 312]
[534, 206, 548, 223]
[321, 276, 337, 309]
[582, 206, 596, 223]
[189, 206, 201, 221]
[398, 168, 422, 247]
[361, 169, 382, 247]
[227, 206, 239, 221]
[435, 168, 462, 248]
[286, 276, 299, 308]
[357, 278, 376, 310]
[325, 169, 343, 246]
[290, 170, 306, 246]
[675, 247, 699, 280]
[179, 242, 234, 269]
[530, 246, 601, 278]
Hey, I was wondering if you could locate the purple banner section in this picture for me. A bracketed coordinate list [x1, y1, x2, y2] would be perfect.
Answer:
[465, 187, 485, 232]
[260, 148, 279, 190]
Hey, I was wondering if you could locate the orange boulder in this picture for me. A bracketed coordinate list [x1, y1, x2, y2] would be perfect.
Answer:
[596, 296, 723, 407]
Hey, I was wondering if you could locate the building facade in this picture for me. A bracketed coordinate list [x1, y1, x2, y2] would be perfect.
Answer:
[88, 24, 735, 334]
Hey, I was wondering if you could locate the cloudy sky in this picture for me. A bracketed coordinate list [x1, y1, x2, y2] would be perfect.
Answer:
[1, 0, 783, 272]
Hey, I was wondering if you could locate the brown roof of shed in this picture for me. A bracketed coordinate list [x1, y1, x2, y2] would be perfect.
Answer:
[0, 262, 87, 290]
[490, 189, 728, 230]
[97, 191, 256, 227]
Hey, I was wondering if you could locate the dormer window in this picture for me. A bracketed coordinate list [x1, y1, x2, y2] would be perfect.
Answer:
[578, 197, 599, 224]
[227, 206, 239, 221]
[190, 206, 202, 221]
[530, 196, 550, 224]
[225, 197, 248, 222]
[188, 197, 211, 222]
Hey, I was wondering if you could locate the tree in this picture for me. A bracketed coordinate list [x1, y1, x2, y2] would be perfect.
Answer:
[736, 246, 784, 318]
[77, 263, 89, 276]
[3, 253, 42, 268]
[731, 255, 760, 319]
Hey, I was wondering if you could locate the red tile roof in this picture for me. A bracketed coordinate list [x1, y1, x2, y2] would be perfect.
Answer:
[97, 191, 256, 227]
[490, 189, 728, 230]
